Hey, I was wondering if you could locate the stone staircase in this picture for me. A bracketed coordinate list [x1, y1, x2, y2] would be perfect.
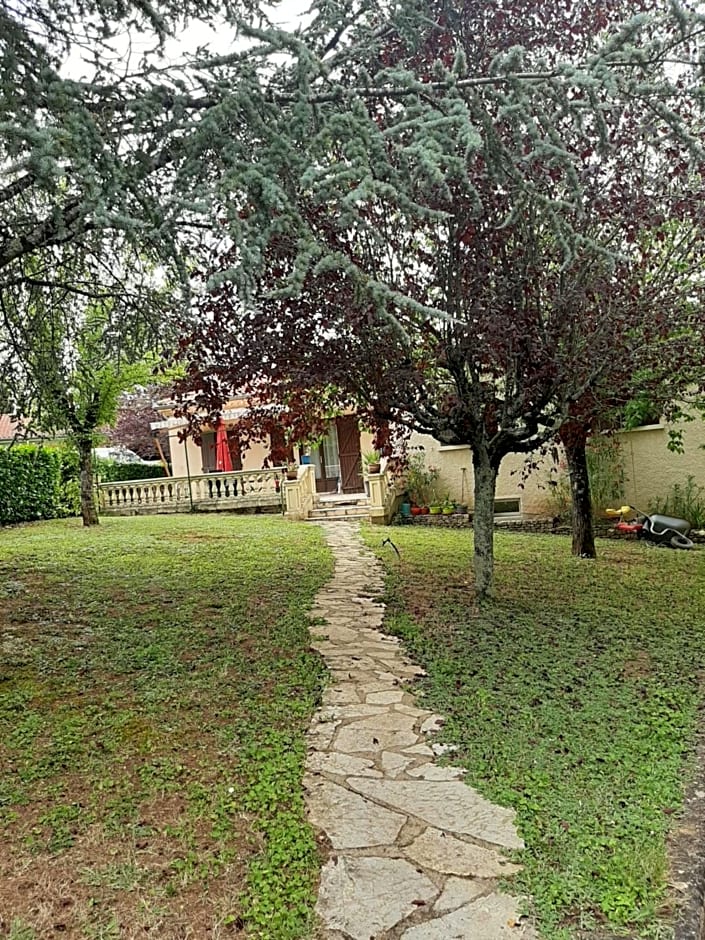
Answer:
[308, 493, 371, 522]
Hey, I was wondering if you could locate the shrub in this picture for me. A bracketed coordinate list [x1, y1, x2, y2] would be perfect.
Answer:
[652, 476, 705, 528]
[0, 445, 63, 525]
[94, 460, 165, 483]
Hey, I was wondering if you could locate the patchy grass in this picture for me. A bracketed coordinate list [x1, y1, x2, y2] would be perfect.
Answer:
[364, 525, 705, 940]
[0, 514, 332, 940]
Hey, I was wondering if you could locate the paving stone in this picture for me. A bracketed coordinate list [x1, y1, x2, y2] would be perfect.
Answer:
[420, 714, 445, 734]
[407, 764, 467, 781]
[346, 778, 524, 849]
[379, 751, 416, 774]
[323, 688, 363, 706]
[318, 704, 388, 721]
[401, 893, 533, 938]
[431, 742, 459, 756]
[307, 723, 339, 750]
[434, 876, 488, 913]
[306, 779, 407, 849]
[365, 690, 406, 705]
[335, 723, 419, 755]
[317, 855, 438, 940]
[395, 704, 434, 718]
[402, 743, 435, 757]
[404, 827, 522, 877]
[306, 752, 383, 778]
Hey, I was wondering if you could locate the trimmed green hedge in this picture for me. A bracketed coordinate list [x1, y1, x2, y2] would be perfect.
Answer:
[94, 460, 165, 483]
[0, 446, 64, 525]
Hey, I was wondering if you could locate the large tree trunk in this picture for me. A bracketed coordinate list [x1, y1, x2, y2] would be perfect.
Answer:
[560, 424, 595, 558]
[77, 437, 99, 527]
[472, 449, 500, 601]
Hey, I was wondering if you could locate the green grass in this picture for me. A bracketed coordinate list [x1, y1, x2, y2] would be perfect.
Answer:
[0, 514, 332, 939]
[363, 525, 705, 940]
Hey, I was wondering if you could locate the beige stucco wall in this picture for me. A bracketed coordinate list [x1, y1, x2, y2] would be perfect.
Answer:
[616, 422, 705, 510]
[413, 417, 705, 520]
[166, 430, 201, 478]
[409, 433, 555, 518]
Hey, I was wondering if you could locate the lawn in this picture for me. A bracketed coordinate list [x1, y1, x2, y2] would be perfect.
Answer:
[0, 514, 332, 940]
[364, 525, 705, 940]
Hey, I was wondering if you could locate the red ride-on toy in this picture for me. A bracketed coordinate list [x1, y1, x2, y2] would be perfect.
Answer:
[605, 505, 695, 550]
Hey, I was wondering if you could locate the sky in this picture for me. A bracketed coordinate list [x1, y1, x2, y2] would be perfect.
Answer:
[62, 0, 311, 81]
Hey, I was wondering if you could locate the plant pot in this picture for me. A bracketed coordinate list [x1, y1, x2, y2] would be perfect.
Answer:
[366, 463, 381, 474]
[411, 506, 423, 516]
[286, 470, 298, 480]
[442, 507, 454, 515]
[421, 506, 430, 515]
[401, 502, 412, 517]
[429, 505, 442, 515]
[456, 503, 468, 514]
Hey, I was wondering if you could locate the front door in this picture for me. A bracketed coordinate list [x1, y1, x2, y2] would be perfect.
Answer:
[336, 415, 364, 494]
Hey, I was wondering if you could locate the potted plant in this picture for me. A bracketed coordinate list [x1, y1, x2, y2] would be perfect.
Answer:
[363, 450, 381, 474]
[285, 461, 298, 481]
[442, 496, 455, 515]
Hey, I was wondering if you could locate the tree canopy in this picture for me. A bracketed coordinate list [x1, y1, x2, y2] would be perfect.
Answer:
[5, 0, 705, 582]
[174, 0, 705, 596]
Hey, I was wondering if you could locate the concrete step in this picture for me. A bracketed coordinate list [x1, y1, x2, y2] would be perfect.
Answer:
[308, 506, 371, 521]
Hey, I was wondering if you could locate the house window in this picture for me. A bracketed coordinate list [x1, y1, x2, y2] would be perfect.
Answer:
[494, 497, 521, 516]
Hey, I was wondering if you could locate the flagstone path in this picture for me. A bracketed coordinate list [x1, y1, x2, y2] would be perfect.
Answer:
[305, 521, 536, 940]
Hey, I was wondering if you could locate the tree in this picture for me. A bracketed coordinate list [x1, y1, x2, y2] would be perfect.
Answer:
[0, 254, 171, 524]
[104, 385, 167, 461]
[556, 219, 705, 558]
[176, 0, 705, 598]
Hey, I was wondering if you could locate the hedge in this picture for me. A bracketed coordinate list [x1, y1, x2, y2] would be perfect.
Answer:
[94, 460, 166, 483]
[0, 445, 64, 525]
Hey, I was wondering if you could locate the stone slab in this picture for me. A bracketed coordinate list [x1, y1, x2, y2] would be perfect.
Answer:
[407, 764, 466, 781]
[401, 893, 533, 938]
[366, 690, 406, 705]
[405, 827, 522, 877]
[434, 876, 488, 913]
[317, 855, 438, 940]
[347, 778, 524, 849]
[335, 721, 419, 755]
[306, 752, 383, 778]
[306, 779, 406, 849]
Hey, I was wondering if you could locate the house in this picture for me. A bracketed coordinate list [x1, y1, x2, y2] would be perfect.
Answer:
[150, 395, 376, 496]
[97, 390, 705, 524]
[97, 395, 378, 517]
[410, 412, 705, 522]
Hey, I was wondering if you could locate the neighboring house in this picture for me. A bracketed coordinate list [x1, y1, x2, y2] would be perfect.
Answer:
[0, 414, 18, 443]
[150, 396, 376, 496]
[0, 415, 66, 446]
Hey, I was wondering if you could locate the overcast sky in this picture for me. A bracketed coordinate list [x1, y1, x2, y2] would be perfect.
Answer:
[63, 0, 312, 80]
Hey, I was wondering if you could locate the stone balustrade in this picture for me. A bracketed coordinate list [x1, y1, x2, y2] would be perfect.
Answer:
[367, 459, 401, 524]
[282, 464, 317, 520]
[98, 468, 286, 515]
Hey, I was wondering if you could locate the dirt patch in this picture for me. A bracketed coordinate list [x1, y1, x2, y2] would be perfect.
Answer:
[0, 793, 254, 939]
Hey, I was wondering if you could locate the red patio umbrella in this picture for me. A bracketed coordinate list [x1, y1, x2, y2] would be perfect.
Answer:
[215, 420, 234, 472]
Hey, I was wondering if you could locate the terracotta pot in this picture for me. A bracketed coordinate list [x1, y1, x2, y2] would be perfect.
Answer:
[286, 470, 298, 480]
[411, 506, 423, 516]
[366, 462, 381, 474]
